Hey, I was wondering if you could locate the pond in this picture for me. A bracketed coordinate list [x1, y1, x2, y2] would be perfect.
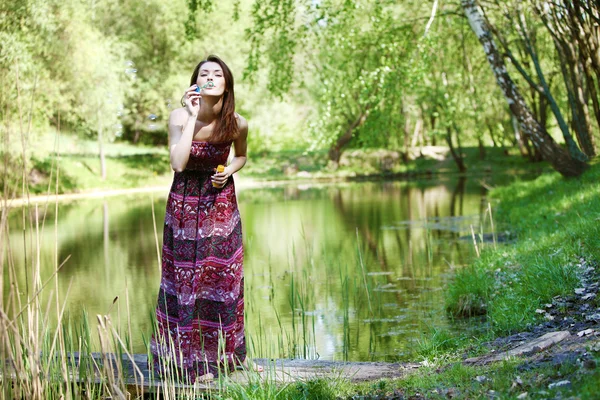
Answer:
[3, 175, 531, 362]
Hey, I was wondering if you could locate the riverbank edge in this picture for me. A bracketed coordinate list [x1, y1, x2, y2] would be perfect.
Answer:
[5, 159, 550, 208]
[357, 162, 600, 398]
[6, 145, 549, 200]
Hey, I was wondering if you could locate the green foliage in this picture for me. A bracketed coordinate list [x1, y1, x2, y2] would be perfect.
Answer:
[186, 0, 214, 40]
[308, 1, 414, 151]
[2, 0, 596, 185]
[245, 0, 304, 97]
[244, 0, 516, 162]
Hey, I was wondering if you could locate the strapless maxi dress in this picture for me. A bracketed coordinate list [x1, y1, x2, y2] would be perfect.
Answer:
[150, 141, 246, 381]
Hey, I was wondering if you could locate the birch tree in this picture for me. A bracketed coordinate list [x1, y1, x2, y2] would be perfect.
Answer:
[461, 0, 587, 177]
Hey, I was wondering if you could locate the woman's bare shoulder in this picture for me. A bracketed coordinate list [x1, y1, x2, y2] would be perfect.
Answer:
[235, 113, 248, 130]
[169, 108, 189, 125]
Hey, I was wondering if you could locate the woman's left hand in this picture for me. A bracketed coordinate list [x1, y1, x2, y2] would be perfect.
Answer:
[212, 168, 230, 188]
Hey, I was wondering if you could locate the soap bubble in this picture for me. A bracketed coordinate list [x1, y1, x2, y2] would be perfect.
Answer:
[148, 114, 157, 121]
[114, 124, 123, 136]
[125, 60, 135, 67]
[166, 99, 172, 109]
[125, 68, 137, 80]
[148, 124, 157, 131]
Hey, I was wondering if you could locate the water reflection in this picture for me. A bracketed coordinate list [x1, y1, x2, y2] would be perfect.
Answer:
[3, 177, 523, 362]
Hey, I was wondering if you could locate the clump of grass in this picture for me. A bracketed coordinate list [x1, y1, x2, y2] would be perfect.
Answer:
[416, 327, 470, 360]
[284, 378, 349, 400]
[445, 255, 496, 317]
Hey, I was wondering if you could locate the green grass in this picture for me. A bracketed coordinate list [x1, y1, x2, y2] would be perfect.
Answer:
[364, 356, 600, 399]
[446, 161, 600, 333]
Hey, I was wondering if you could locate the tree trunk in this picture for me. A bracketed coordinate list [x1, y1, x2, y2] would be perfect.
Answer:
[328, 112, 367, 165]
[446, 126, 467, 173]
[573, 62, 596, 156]
[478, 136, 486, 160]
[430, 114, 437, 146]
[402, 103, 411, 163]
[486, 122, 498, 148]
[512, 114, 529, 158]
[581, 61, 600, 130]
[462, 0, 586, 177]
[559, 43, 596, 157]
[410, 117, 423, 150]
[97, 110, 106, 180]
[539, 93, 548, 133]
[516, 8, 588, 162]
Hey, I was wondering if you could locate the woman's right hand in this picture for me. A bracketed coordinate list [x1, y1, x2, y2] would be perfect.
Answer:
[182, 85, 201, 116]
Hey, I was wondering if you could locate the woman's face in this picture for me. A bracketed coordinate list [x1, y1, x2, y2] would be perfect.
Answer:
[196, 61, 226, 97]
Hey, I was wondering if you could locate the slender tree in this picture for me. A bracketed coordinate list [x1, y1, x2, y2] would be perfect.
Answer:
[533, 0, 598, 157]
[461, 0, 587, 177]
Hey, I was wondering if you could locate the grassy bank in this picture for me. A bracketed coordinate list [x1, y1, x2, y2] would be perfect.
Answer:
[425, 161, 600, 398]
[274, 159, 600, 399]
[447, 161, 600, 332]
[5, 133, 550, 197]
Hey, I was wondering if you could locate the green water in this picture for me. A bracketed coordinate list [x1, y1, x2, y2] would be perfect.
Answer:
[3, 176, 524, 362]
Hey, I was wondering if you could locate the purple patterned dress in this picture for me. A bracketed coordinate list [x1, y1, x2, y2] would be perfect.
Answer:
[150, 141, 246, 381]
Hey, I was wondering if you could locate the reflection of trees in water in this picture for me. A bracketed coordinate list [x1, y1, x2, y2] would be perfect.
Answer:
[328, 180, 473, 360]
[5, 197, 164, 330]
[450, 178, 466, 217]
[330, 182, 462, 273]
[331, 189, 389, 270]
[3, 180, 483, 359]
[104, 201, 109, 284]
[449, 177, 467, 261]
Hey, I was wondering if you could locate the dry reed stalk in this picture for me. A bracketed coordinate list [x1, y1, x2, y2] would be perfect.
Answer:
[470, 224, 480, 257]
[97, 314, 119, 398]
[487, 202, 497, 249]
[106, 315, 145, 397]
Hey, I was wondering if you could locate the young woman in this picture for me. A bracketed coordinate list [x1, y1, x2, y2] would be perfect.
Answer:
[150, 55, 262, 383]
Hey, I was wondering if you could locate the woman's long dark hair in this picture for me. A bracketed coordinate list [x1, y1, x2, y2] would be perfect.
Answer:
[190, 55, 239, 143]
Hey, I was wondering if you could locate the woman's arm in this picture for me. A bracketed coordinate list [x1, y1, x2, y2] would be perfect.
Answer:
[211, 116, 248, 187]
[169, 109, 197, 172]
[169, 86, 201, 172]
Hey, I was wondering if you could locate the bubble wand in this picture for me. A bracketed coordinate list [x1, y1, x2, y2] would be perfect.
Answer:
[181, 82, 216, 107]
[195, 81, 215, 92]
